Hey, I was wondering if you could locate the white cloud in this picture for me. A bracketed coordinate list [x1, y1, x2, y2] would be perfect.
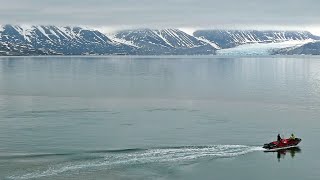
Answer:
[0, 0, 319, 30]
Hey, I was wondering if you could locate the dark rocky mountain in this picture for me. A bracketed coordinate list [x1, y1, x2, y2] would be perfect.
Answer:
[0, 25, 136, 56]
[0, 41, 50, 56]
[114, 29, 215, 55]
[193, 30, 320, 49]
[274, 41, 320, 55]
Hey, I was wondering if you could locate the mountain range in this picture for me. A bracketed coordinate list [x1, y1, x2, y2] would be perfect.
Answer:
[0, 25, 319, 56]
[273, 41, 320, 55]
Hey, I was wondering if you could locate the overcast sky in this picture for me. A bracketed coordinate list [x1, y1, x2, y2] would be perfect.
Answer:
[1, 0, 319, 33]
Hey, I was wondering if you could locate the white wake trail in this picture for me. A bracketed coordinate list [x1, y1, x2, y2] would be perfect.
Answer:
[8, 145, 263, 180]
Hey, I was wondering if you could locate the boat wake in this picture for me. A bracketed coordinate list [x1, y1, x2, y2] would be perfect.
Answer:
[7, 145, 264, 180]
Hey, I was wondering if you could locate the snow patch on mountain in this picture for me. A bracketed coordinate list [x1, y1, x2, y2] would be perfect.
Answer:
[154, 30, 174, 48]
[108, 35, 140, 48]
[196, 37, 221, 49]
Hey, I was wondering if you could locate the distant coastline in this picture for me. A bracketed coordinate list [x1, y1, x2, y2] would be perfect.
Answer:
[1, 25, 320, 56]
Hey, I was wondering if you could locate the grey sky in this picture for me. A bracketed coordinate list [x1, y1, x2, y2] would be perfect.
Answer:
[0, 0, 319, 31]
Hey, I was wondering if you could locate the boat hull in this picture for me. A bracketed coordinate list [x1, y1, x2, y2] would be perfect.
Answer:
[263, 138, 301, 151]
[263, 145, 300, 152]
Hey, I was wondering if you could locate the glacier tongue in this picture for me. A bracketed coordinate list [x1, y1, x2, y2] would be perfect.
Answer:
[216, 40, 313, 56]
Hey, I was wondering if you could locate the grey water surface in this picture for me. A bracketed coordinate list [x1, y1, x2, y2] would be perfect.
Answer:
[0, 56, 319, 179]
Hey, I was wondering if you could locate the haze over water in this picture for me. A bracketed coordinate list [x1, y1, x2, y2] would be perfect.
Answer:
[0, 56, 319, 179]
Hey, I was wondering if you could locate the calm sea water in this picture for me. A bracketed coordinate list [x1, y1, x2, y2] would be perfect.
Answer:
[0, 56, 320, 180]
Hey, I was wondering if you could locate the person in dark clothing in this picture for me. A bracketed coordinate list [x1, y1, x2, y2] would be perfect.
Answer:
[277, 134, 281, 142]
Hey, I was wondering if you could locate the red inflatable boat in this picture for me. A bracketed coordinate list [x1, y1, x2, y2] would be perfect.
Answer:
[263, 138, 301, 152]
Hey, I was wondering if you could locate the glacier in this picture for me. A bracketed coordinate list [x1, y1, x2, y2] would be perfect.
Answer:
[216, 40, 314, 56]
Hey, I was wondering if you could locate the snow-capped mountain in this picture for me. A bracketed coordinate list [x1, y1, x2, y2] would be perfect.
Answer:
[0, 25, 136, 55]
[1, 25, 320, 56]
[193, 30, 320, 49]
[114, 29, 215, 55]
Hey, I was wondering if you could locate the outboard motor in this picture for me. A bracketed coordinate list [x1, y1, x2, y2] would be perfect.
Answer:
[263, 143, 276, 149]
